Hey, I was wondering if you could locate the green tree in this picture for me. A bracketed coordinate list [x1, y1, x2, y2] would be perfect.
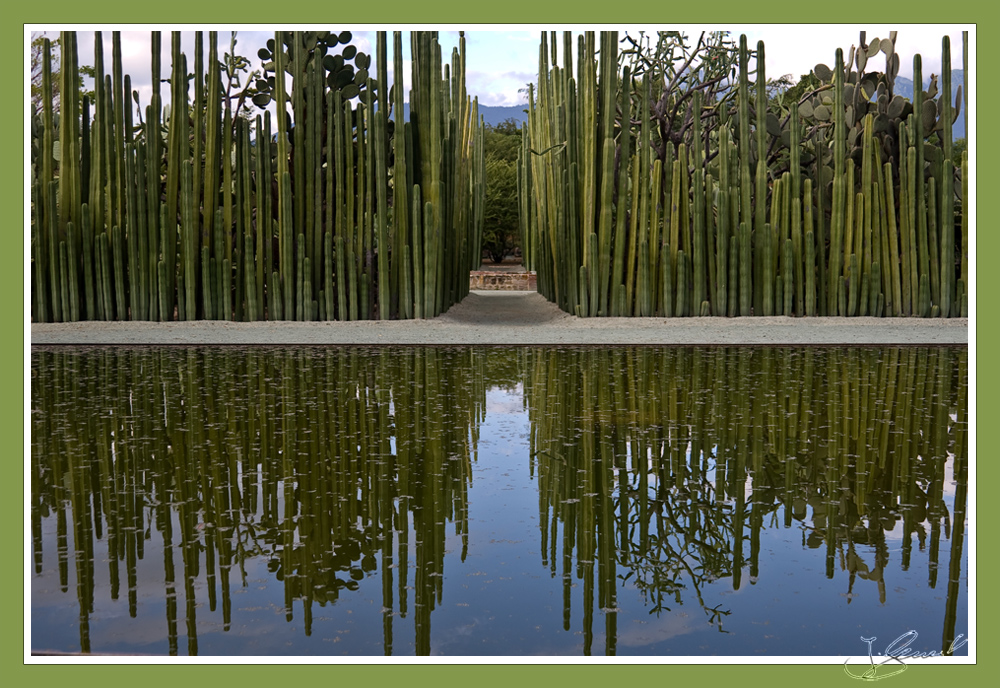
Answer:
[952, 137, 967, 168]
[484, 117, 522, 160]
[483, 156, 518, 263]
[777, 72, 824, 108]
[481, 119, 521, 263]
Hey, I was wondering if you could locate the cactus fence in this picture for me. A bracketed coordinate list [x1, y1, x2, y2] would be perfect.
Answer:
[520, 31, 969, 317]
[30, 30, 485, 322]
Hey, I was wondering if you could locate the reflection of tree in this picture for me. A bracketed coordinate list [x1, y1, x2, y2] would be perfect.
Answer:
[621, 474, 735, 628]
[30, 345, 968, 657]
[31, 347, 486, 656]
[523, 346, 968, 655]
[477, 346, 526, 393]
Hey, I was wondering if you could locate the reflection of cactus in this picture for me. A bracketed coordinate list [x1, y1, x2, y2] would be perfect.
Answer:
[32, 347, 491, 655]
[522, 346, 967, 652]
[28, 345, 970, 655]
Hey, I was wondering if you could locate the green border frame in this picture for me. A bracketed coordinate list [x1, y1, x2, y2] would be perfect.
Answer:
[12, 3, 984, 686]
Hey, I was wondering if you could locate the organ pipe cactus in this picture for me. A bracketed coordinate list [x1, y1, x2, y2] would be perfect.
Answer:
[33, 29, 485, 323]
[517, 30, 966, 319]
[29, 29, 967, 323]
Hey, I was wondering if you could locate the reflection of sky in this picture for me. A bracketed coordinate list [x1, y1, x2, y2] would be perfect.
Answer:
[485, 384, 524, 416]
[429, 387, 967, 657]
[30, 366, 968, 657]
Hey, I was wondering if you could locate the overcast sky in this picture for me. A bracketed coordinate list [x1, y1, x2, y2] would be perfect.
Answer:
[27, 25, 971, 111]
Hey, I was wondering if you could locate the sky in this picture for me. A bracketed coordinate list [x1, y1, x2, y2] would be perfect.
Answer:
[27, 25, 972, 111]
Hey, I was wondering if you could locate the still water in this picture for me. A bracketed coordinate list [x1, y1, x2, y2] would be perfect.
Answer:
[30, 346, 969, 657]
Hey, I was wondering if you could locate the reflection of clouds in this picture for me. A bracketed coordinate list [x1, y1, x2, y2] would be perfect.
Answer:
[426, 615, 491, 655]
[486, 385, 524, 415]
[73, 614, 173, 653]
[943, 453, 956, 498]
[606, 610, 704, 647]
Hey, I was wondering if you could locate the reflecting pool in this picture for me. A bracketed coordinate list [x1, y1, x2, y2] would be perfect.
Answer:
[29, 346, 969, 657]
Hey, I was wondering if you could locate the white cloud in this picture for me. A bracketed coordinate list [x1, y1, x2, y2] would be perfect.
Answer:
[737, 25, 968, 85]
[28, 25, 972, 112]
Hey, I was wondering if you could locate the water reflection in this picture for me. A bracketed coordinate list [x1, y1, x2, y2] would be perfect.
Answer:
[522, 347, 968, 656]
[30, 346, 968, 656]
[31, 347, 488, 655]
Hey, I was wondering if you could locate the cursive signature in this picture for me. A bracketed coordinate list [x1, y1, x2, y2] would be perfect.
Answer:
[843, 631, 969, 681]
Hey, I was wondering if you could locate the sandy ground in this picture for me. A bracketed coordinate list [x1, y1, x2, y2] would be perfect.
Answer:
[31, 291, 969, 346]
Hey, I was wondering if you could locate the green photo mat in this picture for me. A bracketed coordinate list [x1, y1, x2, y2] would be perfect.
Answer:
[12, 3, 983, 686]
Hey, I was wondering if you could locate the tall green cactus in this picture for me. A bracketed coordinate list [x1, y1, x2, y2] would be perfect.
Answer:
[30, 29, 967, 324]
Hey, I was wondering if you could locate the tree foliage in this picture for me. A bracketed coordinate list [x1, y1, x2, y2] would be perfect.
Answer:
[30, 33, 94, 115]
[481, 118, 521, 263]
[775, 72, 824, 109]
[484, 116, 521, 160]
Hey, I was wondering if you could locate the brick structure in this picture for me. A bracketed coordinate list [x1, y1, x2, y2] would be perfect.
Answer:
[468, 271, 538, 291]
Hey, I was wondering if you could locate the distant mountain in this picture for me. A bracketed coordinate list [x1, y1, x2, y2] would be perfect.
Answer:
[892, 69, 964, 100]
[397, 103, 529, 128]
[403, 73, 970, 140]
[881, 69, 966, 140]
[477, 104, 530, 127]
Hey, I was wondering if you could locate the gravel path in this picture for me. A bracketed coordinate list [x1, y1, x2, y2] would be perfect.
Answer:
[31, 291, 968, 345]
